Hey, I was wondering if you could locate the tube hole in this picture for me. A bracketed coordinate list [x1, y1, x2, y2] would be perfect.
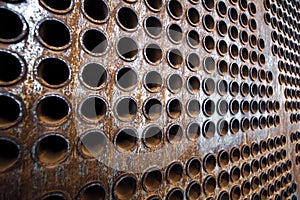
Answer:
[41, 193, 67, 200]
[218, 191, 229, 200]
[187, 7, 200, 26]
[167, 48, 183, 69]
[229, 99, 239, 115]
[259, 85, 266, 98]
[250, 117, 258, 130]
[241, 82, 249, 97]
[186, 181, 201, 200]
[229, 81, 239, 96]
[77, 183, 106, 200]
[167, 98, 182, 119]
[116, 7, 138, 31]
[241, 118, 250, 131]
[79, 130, 107, 158]
[115, 128, 137, 152]
[203, 120, 215, 138]
[241, 145, 250, 159]
[143, 98, 162, 120]
[230, 118, 239, 134]
[143, 125, 162, 149]
[217, 99, 228, 116]
[230, 166, 241, 182]
[203, 78, 215, 96]
[36, 18, 71, 50]
[239, 0, 247, 10]
[80, 96, 107, 123]
[242, 163, 251, 178]
[144, 43, 163, 65]
[0, 50, 26, 86]
[229, 62, 239, 78]
[0, 7, 27, 43]
[167, 0, 183, 19]
[251, 177, 260, 190]
[203, 35, 215, 52]
[217, 119, 228, 136]
[229, 44, 239, 58]
[203, 98, 215, 116]
[258, 38, 265, 51]
[167, 162, 183, 184]
[240, 65, 249, 79]
[242, 181, 251, 196]
[116, 37, 138, 61]
[217, 40, 228, 56]
[248, 2, 256, 16]
[167, 188, 183, 200]
[204, 56, 215, 73]
[115, 97, 137, 121]
[0, 138, 20, 172]
[241, 100, 250, 114]
[80, 63, 108, 90]
[187, 99, 200, 117]
[82, 0, 109, 23]
[167, 23, 183, 44]
[230, 147, 240, 163]
[229, 25, 238, 41]
[145, 0, 163, 12]
[231, 186, 241, 200]
[187, 122, 201, 141]
[218, 150, 229, 167]
[217, 20, 227, 36]
[218, 171, 230, 188]
[229, 7, 238, 22]
[250, 51, 258, 64]
[113, 175, 137, 200]
[250, 84, 258, 97]
[142, 168, 162, 192]
[240, 30, 248, 44]
[259, 116, 267, 129]
[264, 13, 271, 24]
[217, 80, 228, 96]
[203, 176, 217, 195]
[167, 73, 183, 94]
[35, 134, 69, 165]
[249, 19, 257, 33]
[240, 47, 249, 61]
[0, 93, 22, 129]
[203, 0, 214, 10]
[203, 14, 215, 32]
[240, 13, 248, 27]
[250, 34, 257, 47]
[187, 53, 200, 72]
[167, 124, 183, 144]
[186, 157, 201, 177]
[217, 1, 227, 17]
[81, 28, 109, 56]
[144, 16, 162, 38]
[187, 30, 200, 48]
[144, 71, 162, 93]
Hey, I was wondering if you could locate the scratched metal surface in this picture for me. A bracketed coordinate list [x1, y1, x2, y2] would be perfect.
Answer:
[0, 0, 299, 199]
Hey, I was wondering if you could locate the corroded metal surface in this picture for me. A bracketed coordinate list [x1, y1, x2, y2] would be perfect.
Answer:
[0, 0, 299, 199]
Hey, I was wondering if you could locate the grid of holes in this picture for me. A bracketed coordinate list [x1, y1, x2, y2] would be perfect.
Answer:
[265, 0, 300, 124]
[290, 131, 300, 166]
[202, 134, 298, 200]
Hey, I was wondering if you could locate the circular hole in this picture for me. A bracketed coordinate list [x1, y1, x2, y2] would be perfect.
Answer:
[187, 53, 200, 72]
[167, 98, 182, 119]
[35, 134, 69, 165]
[79, 130, 107, 158]
[231, 186, 241, 200]
[217, 99, 228, 116]
[143, 98, 162, 120]
[145, 0, 163, 12]
[203, 35, 215, 52]
[81, 28, 109, 56]
[229, 99, 239, 115]
[230, 166, 241, 182]
[250, 51, 258, 64]
[217, 20, 228, 36]
[167, 48, 183, 69]
[167, 0, 183, 19]
[41, 193, 67, 200]
[167, 188, 184, 200]
[264, 0, 270, 10]
[240, 30, 248, 44]
[203, 98, 215, 116]
[203, 78, 215, 96]
[115, 97, 138, 121]
[0, 93, 23, 129]
[115, 128, 137, 152]
[229, 81, 239, 96]
[142, 168, 162, 192]
[259, 116, 267, 129]
[187, 30, 200, 48]
[186, 181, 201, 200]
[251, 176, 260, 190]
[116, 7, 138, 31]
[144, 71, 162, 93]
[0, 7, 28, 43]
[186, 157, 201, 177]
[36, 18, 71, 50]
[260, 141, 267, 154]
[116, 37, 138, 61]
[240, 13, 248, 27]
[144, 43, 163, 65]
[230, 118, 239, 134]
[116, 67, 138, 91]
[250, 84, 258, 97]
[0, 50, 26, 86]
[239, 0, 247, 10]
[229, 44, 239, 58]
[218, 191, 229, 200]
[240, 65, 249, 79]
[217, 40, 228, 56]
[0, 138, 20, 172]
[167, 162, 183, 184]
[231, 147, 241, 163]
[251, 117, 259, 130]
[187, 7, 200, 26]
[260, 156, 267, 169]
[259, 85, 266, 97]
[251, 160, 259, 173]
[167, 23, 183, 44]
[241, 100, 250, 114]
[266, 71, 273, 83]
[167, 74, 182, 94]
[266, 86, 273, 97]
[167, 124, 183, 144]
[218, 150, 229, 167]
[242, 181, 251, 196]
[217, 80, 228, 96]
[241, 82, 249, 97]
[217, 1, 227, 17]
[264, 13, 271, 24]
[80, 63, 108, 90]
[229, 62, 239, 77]
[258, 38, 265, 51]
[229, 7, 238, 22]
[250, 34, 257, 47]
[241, 145, 250, 159]
[248, 2, 256, 16]
[143, 125, 162, 149]
[36, 95, 69, 125]
[144, 16, 162, 38]
[187, 99, 200, 117]
[113, 174, 137, 200]
[249, 18, 257, 32]
[203, 0, 214, 10]
[229, 26, 238, 41]
[240, 47, 249, 61]
[203, 176, 217, 195]
[77, 182, 106, 200]
[203, 14, 215, 32]
[203, 120, 215, 138]
[187, 122, 201, 141]
[218, 171, 230, 188]
[82, 0, 109, 23]
[204, 56, 215, 73]
[242, 163, 251, 178]
[80, 96, 107, 123]
[217, 119, 228, 136]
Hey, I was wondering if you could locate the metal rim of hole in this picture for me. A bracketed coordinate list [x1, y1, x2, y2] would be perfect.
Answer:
[40, 0, 74, 14]
[144, 0, 164, 12]
[76, 182, 106, 200]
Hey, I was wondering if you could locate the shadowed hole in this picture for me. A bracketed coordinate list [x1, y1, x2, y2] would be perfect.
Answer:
[143, 125, 162, 149]
[187, 30, 200, 48]
[230, 186, 241, 200]
[218, 150, 229, 167]
[203, 120, 215, 138]
[187, 7, 200, 26]
[144, 43, 163, 65]
[167, 99, 182, 119]
[167, 124, 183, 144]
[0, 138, 19, 172]
[80, 130, 107, 158]
[217, 40, 228, 56]
[229, 62, 239, 77]
[218, 171, 229, 188]
[187, 122, 201, 141]
[168, 48, 183, 68]
[167, 0, 183, 19]
[114, 175, 137, 200]
[0, 94, 21, 128]
[83, 0, 109, 23]
[229, 44, 238, 58]
[187, 76, 200, 94]
[229, 7, 238, 22]
[217, 20, 227, 36]
[203, 0, 214, 10]
[240, 13, 248, 27]
[167, 23, 182, 43]
[230, 166, 241, 182]
[117, 37, 138, 61]
[217, 1, 227, 16]
[230, 118, 239, 134]
[143, 98, 162, 120]
[80, 96, 107, 122]
[186, 157, 201, 177]
[115, 128, 137, 152]
[203, 14, 215, 31]
[116, 97, 137, 121]
[229, 99, 239, 115]
[81, 63, 107, 89]
[144, 16, 162, 38]
[187, 53, 200, 71]
[217, 119, 228, 136]
[186, 181, 201, 200]
[117, 7, 138, 30]
[204, 153, 216, 172]
[144, 71, 162, 93]
[229, 81, 239, 96]
[167, 162, 183, 184]
[145, 0, 163, 11]
[242, 163, 251, 178]
[203, 35, 215, 52]
[167, 188, 183, 200]
[78, 183, 105, 200]
[203, 176, 217, 194]
[142, 168, 162, 192]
